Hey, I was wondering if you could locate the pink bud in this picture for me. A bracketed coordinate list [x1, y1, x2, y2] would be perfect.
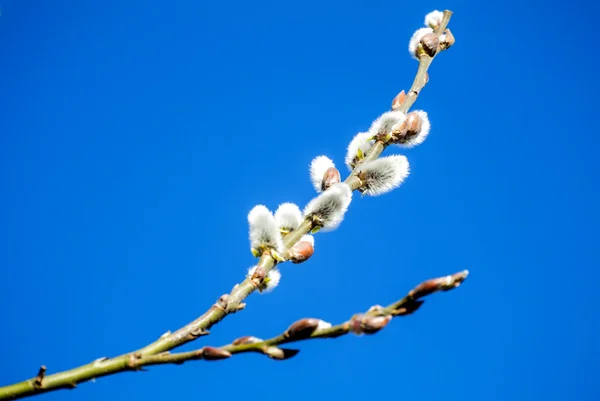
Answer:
[409, 270, 469, 299]
[321, 167, 341, 192]
[391, 90, 406, 111]
[350, 314, 392, 335]
[289, 240, 314, 264]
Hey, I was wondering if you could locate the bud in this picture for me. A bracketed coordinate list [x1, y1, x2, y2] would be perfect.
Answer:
[248, 205, 283, 256]
[285, 318, 321, 339]
[275, 203, 303, 234]
[303, 183, 352, 231]
[392, 300, 424, 316]
[216, 294, 229, 309]
[232, 336, 263, 345]
[409, 270, 469, 299]
[322, 166, 341, 191]
[408, 27, 434, 60]
[264, 346, 300, 360]
[439, 28, 455, 50]
[350, 314, 392, 335]
[391, 110, 430, 148]
[356, 155, 410, 196]
[391, 90, 406, 111]
[288, 235, 315, 264]
[419, 32, 439, 57]
[425, 10, 444, 30]
[345, 132, 374, 171]
[249, 265, 266, 282]
[310, 155, 338, 193]
[201, 346, 232, 360]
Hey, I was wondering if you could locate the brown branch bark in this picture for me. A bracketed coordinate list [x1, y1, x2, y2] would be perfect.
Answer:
[0, 10, 457, 400]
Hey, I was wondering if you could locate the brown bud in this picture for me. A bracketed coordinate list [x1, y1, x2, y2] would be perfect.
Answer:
[419, 33, 439, 57]
[201, 346, 231, 360]
[409, 270, 469, 299]
[288, 241, 314, 264]
[232, 336, 262, 345]
[251, 266, 266, 282]
[404, 112, 423, 142]
[216, 294, 229, 309]
[391, 90, 406, 111]
[321, 166, 341, 191]
[285, 318, 321, 339]
[392, 300, 424, 316]
[350, 314, 392, 335]
[264, 346, 300, 360]
[440, 29, 455, 50]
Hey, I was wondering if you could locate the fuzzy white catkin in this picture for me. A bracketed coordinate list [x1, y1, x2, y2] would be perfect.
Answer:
[425, 10, 444, 29]
[368, 111, 406, 138]
[408, 27, 434, 59]
[345, 132, 373, 171]
[248, 205, 283, 252]
[357, 155, 410, 196]
[397, 110, 431, 148]
[274, 203, 302, 231]
[247, 266, 281, 292]
[310, 156, 336, 193]
[303, 183, 352, 230]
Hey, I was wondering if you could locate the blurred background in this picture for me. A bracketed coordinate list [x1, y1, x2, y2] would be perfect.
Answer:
[0, 1, 598, 400]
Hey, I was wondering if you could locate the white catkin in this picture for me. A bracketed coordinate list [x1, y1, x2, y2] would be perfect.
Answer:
[310, 156, 336, 193]
[408, 27, 434, 59]
[274, 203, 303, 231]
[247, 266, 281, 292]
[303, 183, 352, 230]
[345, 132, 374, 171]
[248, 205, 283, 252]
[425, 10, 444, 29]
[357, 155, 410, 196]
[368, 110, 406, 138]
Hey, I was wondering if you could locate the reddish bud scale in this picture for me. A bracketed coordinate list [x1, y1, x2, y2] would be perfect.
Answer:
[409, 270, 469, 299]
[201, 346, 232, 360]
[289, 241, 314, 264]
[391, 90, 406, 111]
[322, 167, 341, 192]
[285, 318, 321, 339]
[350, 314, 392, 335]
[420, 33, 439, 57]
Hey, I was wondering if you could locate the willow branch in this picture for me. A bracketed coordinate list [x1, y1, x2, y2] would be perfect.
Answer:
[0, 271, 467, 400]
[0, 10, 457, 401]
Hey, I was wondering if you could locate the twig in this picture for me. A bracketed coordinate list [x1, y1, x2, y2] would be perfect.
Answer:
[0, 10, 457, 400]
[0, 271, 467, 399]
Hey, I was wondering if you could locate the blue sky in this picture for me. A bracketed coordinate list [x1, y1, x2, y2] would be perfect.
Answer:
[1, 1, 598, 400]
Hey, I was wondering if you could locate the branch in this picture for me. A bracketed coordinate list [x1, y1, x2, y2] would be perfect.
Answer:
[0, 271, 468, 400]
[0, 9, 458, 400]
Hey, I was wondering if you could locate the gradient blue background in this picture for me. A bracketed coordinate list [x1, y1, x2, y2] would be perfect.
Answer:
[1, 1, 598, 400]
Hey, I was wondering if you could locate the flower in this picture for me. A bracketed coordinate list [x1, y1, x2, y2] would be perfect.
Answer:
[356, 155, 410, 196]
[303, 183, 352, 230]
